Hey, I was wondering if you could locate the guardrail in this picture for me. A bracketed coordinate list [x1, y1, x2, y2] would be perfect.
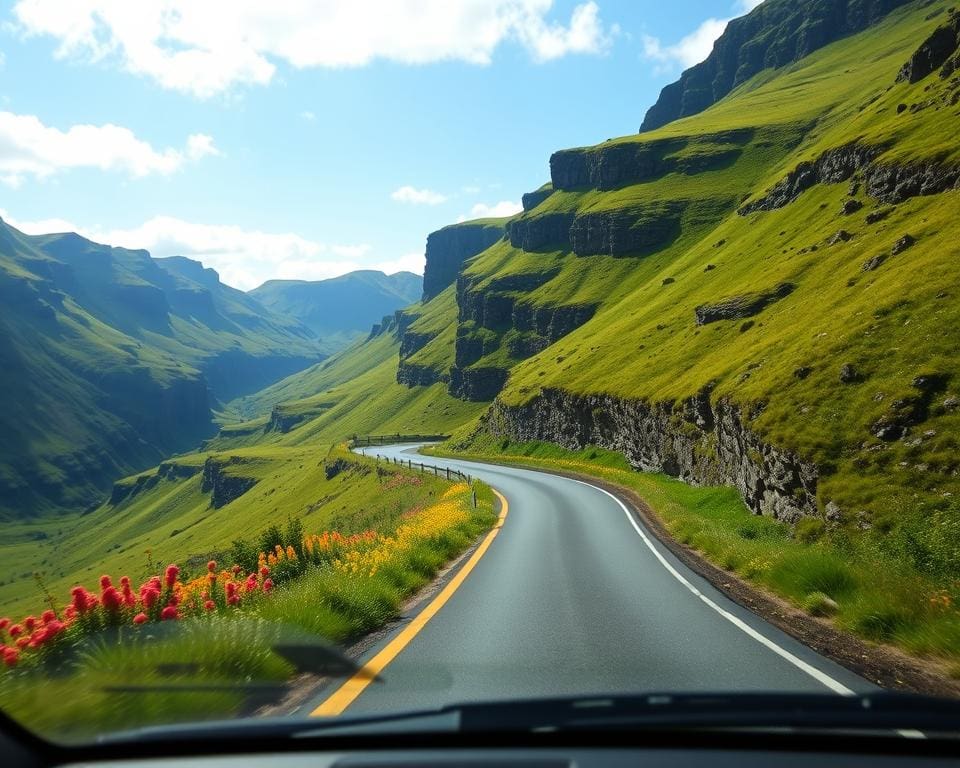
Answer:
[349, 433, 449, 447]
[377, 455, 472, 484]
[349, 434, 471, 484]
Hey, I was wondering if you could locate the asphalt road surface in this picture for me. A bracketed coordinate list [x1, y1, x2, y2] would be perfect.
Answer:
[306, 443, 870, 717]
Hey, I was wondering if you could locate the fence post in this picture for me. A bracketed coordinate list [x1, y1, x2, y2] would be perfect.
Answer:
[472, 489, 477, 508]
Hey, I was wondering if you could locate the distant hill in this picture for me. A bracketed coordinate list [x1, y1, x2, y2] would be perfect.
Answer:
[250, 270, 422, 350]
[0, 219, 325, 518]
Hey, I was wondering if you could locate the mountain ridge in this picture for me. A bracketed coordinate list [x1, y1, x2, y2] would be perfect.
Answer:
[250, 269, 421, 351]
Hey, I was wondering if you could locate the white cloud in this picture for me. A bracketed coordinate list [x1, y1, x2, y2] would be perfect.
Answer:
[459, 200, 522, 221]
[0, 209, 412, 290]
[641, 0, 763, 73]
[461, 184, 481, 195]
[391, 185, 448, 206]
[300, 110, 317, 122]
[0, 111, 217, 186]
[12, 0, 615, 98]
[186, 133, 220, 160]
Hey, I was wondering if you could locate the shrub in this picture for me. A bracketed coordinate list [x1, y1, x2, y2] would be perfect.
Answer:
[795, 517, 826, 544]
[802, 591, 839, 617]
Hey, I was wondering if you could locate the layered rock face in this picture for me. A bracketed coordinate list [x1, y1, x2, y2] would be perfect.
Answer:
[896, 9, 960, 83]
[421, 221, 506, 301]
[640, 0, 912, 132]
[740, 143, 960, 214]
[201, 457, 257, 509]
[487, 388, 819, 522]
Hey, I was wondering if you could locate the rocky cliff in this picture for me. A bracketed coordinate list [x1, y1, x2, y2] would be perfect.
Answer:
[485, 388, 819, 522]
[640, 0, 913, 132]
[421, 220, 506, 301]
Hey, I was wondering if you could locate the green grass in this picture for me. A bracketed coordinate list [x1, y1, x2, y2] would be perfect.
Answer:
[0, 443, 456, 618]
[0, 454, 497, 742]
[0, 220, 327, 519]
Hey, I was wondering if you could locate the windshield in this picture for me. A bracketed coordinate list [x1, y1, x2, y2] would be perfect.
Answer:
[2, 0, 960, 747]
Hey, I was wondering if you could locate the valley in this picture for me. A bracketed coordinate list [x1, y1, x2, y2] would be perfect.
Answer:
[2, 0, 960, 734]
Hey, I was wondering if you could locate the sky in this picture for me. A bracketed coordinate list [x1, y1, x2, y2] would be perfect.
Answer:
[0, 0, 763, 291]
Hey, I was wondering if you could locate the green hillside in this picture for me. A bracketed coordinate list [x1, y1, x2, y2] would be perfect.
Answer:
[250, 270, 422, 351]
[221, 0, 960, 541]
[0, 220, 326, 519]
[5, 0, 960, 678]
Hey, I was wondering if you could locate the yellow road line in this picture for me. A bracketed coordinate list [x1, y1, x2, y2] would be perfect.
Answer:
[309, 488, 510, 717]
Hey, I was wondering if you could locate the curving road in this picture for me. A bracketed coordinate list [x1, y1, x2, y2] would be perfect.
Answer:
[305, 443, 871, 716]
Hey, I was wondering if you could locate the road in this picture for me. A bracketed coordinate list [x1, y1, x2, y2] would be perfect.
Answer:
[305, 443, 871, 717]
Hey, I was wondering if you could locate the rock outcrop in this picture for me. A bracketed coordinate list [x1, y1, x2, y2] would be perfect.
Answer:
[695, 283, 796, 325]
[421, 221, 506, 301]
[640, 0, 912, 132]
[521, 184, 554, 211]
[109, 461, 201, 506]
[507, 212, 575, 251]
[397, 361, 447, 387]
[740, 143, 960, 214]
[448, 366, 509, 402]
[200, 457, 257, 509]
[549, 131, 750, 191]
[569, 206, 683, 258]
[896, 9, 960, 83]
[486, 388, 819, 522]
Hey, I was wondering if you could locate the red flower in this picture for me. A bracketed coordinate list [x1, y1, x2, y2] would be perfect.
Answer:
[71, 586, 93, 614]
[262, 578, 274, 593]
[227, 595, 240, 606]
[232, 564, 242, 575]
[133, 612, 148, 625]
[15, 637, 29, 649]
[224, 581, 236, 597]
[122, 584, 136, 607]
[245, 575, 258, 592]
[8, 624, 22, 638]
[41, 610, 57, 624]
[2, 649, 17, 668]
[259, 566, 270, 577]
[23, 616, 36, 631]
[0, 618, 9, 631]
[45, 620, 64, 637]
[207, 560, 217, 572]
[101, 586, 123, 612]
[64, 605, 77, 620]
[204, 600, 215, 611]
[141, 588, 160, 608]
[120, 576, 131, 588]
[164, 564, 179, 589]
[99, 575, 112, 590]
[160, 606, 178, 621]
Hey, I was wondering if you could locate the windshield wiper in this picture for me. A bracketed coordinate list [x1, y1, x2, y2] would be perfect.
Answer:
[99, 692, 960, 744]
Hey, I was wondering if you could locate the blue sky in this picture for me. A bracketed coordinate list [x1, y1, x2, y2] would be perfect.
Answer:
[0, 1, 760, 290]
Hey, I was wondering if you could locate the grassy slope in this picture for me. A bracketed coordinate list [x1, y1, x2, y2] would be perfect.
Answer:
[217, 289, 486, 449]
[1, 451, 497, 741]
[0, 442, 457, 618]
[439, 3, 960, 520]
[0, 221, 327, 518]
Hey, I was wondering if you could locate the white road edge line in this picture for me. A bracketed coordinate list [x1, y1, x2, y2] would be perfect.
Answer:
[564, 477, 856, 697]
[370, 447, 856, 697]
